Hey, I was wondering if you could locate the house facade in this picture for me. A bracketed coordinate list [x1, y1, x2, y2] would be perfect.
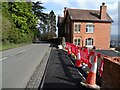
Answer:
[57, 3, 113, 49]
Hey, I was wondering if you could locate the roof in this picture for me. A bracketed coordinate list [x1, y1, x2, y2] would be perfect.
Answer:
[67, 8, 113, 22]
[95, 50, 120, 57]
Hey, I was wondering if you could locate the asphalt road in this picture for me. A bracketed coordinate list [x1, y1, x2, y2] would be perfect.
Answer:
[1, 43, 50, 88]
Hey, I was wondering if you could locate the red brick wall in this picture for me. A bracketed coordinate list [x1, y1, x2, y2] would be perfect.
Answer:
[101, 57, 120, 88]
[71, 21, 111, 49]
[95, 23, 111, 49]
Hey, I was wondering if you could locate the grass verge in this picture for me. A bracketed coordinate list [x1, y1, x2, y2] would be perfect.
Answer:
[0, 42, 32, 51]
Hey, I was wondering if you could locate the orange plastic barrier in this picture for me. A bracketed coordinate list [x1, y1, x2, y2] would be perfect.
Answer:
[65, 42, 71, 50]
[67, 47, 71, 55]
[75, 49, 82, 67]
[97, 53, 104, 77]
[80, 48, 89, 65]
[65, 42, 105, 77]
[71, 44, 76, 55]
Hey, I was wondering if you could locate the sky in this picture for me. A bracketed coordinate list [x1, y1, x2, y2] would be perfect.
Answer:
[33, 0, 119, 35]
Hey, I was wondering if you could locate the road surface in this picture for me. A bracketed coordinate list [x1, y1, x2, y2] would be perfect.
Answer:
[1, 43, 51, 88]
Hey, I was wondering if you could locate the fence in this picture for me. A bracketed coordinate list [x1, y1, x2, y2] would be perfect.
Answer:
[65, 42, 120, 88]
[65, 42, 105, 77]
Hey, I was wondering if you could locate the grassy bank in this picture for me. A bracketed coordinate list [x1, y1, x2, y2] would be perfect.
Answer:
[0, 42, 32, 51]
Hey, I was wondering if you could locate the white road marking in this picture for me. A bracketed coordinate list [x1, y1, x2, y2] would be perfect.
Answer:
[69, 58, 75, 66]
[15, 48, 30, 55]
[1, 48, 30, 61]
[69, 58, 86, 80]
[11, 48, 30, 56]
[0, 57, 7, 61]
[76, 68, 86, 80]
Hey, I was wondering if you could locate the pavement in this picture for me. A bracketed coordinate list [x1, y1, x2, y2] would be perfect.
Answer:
[1, 43, 51, 88]
[41, 43, 101, 89]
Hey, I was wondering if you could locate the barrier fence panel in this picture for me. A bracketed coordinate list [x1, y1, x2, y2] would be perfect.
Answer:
[65, 42, 106, 77]
[71, 44, 76, 55]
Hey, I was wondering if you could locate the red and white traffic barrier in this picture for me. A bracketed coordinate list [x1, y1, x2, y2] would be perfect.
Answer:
[75, 49, 82, 67]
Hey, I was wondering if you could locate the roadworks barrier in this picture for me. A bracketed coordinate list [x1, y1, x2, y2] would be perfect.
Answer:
[75, 49, 82, 67]
[80, 55, 100, 90]
[64, 42, 120, 89]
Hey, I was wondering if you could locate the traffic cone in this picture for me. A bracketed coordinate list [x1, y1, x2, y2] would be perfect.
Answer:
[81, 56, 100, 89]
[75, 49, 82, 67]
[88, 51, 95, 69]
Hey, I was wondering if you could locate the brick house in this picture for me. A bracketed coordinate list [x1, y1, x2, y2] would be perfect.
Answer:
[57, 3, 113, 49]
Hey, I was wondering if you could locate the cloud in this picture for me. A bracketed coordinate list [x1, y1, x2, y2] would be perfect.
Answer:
[107, 2, 118, 15]
[75, 0, 100, 10]
[111, 25, 118, 35]
[119, 1, 120, 24]
[107, 1, 118, 32]
[34, 0, 119, 35]
[34, 0, 70, 17]
[106, 1, 118, 35]
[33, 0, 70, 7]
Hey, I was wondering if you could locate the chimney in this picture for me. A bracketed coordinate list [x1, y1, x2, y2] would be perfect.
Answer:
[100, 2, 107, 20]
[63, 7, 67, 17]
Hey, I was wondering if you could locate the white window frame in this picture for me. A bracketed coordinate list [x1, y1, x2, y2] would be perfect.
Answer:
[74, 38, 77, 45]
[78, 38, 80, 45]
[85, 38, 94, 48]
[86, 23, 94, 33]
[74, 23, 81, 33]
[74, 38, 81, 46]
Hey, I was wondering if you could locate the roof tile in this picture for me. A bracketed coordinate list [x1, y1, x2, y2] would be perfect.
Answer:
[67, 8, 113, 22]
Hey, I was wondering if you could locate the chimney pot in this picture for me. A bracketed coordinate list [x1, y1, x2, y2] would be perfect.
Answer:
[102, 2, 105, 6]
[100, 2, 107, 20]
[64, 7, 67, 10]
[63, 7, 67, 17]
